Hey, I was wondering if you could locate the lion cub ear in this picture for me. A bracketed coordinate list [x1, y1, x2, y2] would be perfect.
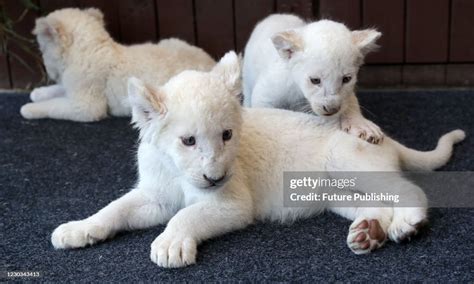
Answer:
[351, 29, 382, 56]
[128, 77, 167, 126]
[212, 51, 242, 97]
[84, 8, 104, 24]
[271, 30, 303, 60]
[32, 17, 67, 43]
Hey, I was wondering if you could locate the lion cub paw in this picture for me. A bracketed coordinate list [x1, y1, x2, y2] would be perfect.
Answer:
[342, 117, 384, 144]
[30, 87, 50, 102]
[51, 220, 109, 249]
[388, 217, 427, 243]
[347, 218, 387, 254]
[20, 103, 44, 119]
[150, 232, 197, 268]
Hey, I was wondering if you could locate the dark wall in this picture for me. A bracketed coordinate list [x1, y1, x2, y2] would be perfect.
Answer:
[1, 0, 474, 89]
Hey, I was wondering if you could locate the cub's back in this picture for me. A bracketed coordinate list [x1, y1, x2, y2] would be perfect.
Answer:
[239, 108, 335, 180]
[121, 38, 215, 84]
[238, 108, 336, 219]
[105, 39, 215, 116]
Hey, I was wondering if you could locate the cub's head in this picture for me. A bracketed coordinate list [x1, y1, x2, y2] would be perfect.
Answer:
[32, 8, 106, 81]
[272, 20, 381, 117]
[128, 51, 242, 190]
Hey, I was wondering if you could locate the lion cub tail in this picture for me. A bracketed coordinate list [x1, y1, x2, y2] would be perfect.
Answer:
[395, 129, 466, 171]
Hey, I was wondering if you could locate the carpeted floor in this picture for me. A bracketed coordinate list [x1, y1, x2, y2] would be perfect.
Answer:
[1, 91, 473, 282]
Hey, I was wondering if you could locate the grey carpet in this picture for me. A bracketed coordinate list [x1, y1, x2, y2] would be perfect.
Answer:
[1, 91, 473, 282]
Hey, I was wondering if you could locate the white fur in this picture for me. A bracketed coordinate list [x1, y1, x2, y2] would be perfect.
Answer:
[21, 8, 215, 122]
[243, 14, 384, 144]
[51, 52, 465, 267]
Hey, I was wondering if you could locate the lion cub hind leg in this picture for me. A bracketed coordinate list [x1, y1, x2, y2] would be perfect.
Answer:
[347, 217, 388, 254]
[331, 207, 392, 254]
[30, 84, 65, 102]
[21, 96, 107, 122]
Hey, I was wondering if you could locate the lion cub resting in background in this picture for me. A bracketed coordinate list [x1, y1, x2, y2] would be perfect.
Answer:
[21, 8, 215, 122]
[51, 52, 464, 268]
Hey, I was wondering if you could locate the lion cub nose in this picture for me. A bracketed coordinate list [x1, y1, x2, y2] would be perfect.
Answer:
[322, 105, 340, 116]
[203, 174, 226, 186]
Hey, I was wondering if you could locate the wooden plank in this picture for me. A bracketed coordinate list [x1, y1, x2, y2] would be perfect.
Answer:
[78, 0, 120, 41]
[5, 1, 43, 89]
[449, 0, 474, 62]
[40, 0, 79, 14]
[234, 0, 274, 52]
[276, 0, 313, 19]
[446, 64, 474, 86]
[155, 0, 195, 44]
[402, 65, 446, 86]
[118, 0, 157, 44]
[195, 0, 234, 59]
[0, 51, 11, 89]
[358, 65, 402, 87]
[319, 0, 361, 29]
[405, 0, 449, 63]
[362, 0, 404, 64]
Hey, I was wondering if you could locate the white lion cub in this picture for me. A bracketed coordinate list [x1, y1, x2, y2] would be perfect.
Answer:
[51, 52, 464, 268]
[243, 14, 384, 143]
[21, 8, 215, 122]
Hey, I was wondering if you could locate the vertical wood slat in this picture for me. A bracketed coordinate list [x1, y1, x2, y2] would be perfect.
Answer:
[405, 0, 450, 63]
[78, 0, 121, 41]
[5, 1, 43, 89]
[195, 0, 234, 59]
[449, 0, 474, 62]
[319, 0, 361, 29]
[362, 0, 404, 64]
[155, 0, 195, 44]
[276, 0, 313, 19]
[234, 0, 274, 52]
[118, 0, 157, 44]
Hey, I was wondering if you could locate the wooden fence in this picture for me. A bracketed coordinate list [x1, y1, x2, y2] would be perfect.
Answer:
[1, 0, 474, 89]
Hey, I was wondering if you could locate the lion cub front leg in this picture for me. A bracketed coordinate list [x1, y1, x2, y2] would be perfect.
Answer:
[341, 93, 384, 144]
[52, 189, 173, 249]
[151, 200, 253, 268]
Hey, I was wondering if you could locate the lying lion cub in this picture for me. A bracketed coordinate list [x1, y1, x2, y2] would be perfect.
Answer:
[51, 52, 464, 268]
[21, 8, 215, 122]
[243, 14, 384, 143]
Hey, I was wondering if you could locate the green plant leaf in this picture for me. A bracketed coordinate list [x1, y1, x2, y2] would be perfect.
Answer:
[20, 0, 40, 11]
[0, 0, 46, 87]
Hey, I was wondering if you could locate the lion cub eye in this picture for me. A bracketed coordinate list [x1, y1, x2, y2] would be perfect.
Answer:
[310, 77, 321, 85]
[181, 136, 196, 146]
[222, 129, 232, 141]
[342, 76, 352, 84]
